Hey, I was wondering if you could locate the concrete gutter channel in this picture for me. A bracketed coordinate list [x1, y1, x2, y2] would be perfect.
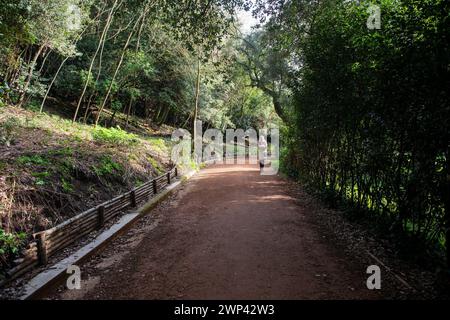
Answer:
[20, 169, 197, 300]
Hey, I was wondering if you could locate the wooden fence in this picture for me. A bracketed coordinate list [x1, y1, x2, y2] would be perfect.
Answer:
[1, 167, 178, 285]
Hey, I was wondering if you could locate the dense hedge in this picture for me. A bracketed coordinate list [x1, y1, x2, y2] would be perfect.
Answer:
[286, 0, 449, 263]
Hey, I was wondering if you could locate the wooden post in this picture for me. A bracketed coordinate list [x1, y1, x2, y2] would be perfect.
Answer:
[167, 172, 171, 185]
[130, 190, 137, 207]
[175, 167, 178, 177]
[36, 233, 48, 266]
[98, 205, 105, 229]
[152, 179, 157, 195]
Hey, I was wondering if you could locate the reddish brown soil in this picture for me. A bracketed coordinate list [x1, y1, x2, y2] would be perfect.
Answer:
[48, 164, 383, 300]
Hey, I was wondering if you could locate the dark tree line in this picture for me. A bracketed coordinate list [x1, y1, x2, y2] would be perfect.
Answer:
[255, 0, 450, 265]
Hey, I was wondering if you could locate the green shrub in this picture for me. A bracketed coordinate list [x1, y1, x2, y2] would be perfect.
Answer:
[92, 126, 138, 146]
[148, 157, 163, 174]
[49, 147, 75, 158]
[0, 81, 10, 107]
[61, 178, 74, 193]
[147, 137, 168, 153]
[31, 171, 50, 185]
[23, 101, 41, 112]
[0, 116, 20, 147]
[0, 229, 27, 268]
[93, 156, 123, 176]
[17, 154, 49, 166]
[189, 159, 199, 171]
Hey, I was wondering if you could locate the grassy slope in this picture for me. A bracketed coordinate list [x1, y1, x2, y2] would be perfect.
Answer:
[0, 105, 174, 269]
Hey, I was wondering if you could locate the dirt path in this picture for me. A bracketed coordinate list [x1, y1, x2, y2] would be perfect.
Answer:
[48, 164, 383, 300]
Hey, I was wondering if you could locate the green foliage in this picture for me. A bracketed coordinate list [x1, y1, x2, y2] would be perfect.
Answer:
[0, 116, 20, 147]
[61, 177, 74, 192]
[147, 156, 163, 174]
[17, 154, 49, 166]
[93, 155, 123, 176]
[237, 30, 292, 124]
[31, 171, 50, 185]
[0, 81, 11, 104]
[23, 100, 42, 112]
[270, 0, 450, 260]
[147, 137, 168, 154]
[189, 158, 200, 171]
[0, 0, 256, 131]
[0, 229, 27, 266]
[160, 0, 251, 53]
[111, 100, 122, 112]
[50, 146, 74, 157]
[92, 126, 138, 146]
[79, 69, 96, 90]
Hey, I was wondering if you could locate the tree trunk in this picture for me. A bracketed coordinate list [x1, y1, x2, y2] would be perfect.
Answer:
[109, 109, 117, 127]
[37, 49, 51, 76]
[94, 5, 150, 127]
[40, 56, 69, 113]
[39, 7, 99, 113]
[18, 43, 45, 107]
[126, 97, 133, 127]
[73, 0, 119, 122]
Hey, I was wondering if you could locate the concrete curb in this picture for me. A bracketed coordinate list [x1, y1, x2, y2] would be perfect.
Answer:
[20, 170, 197, 300]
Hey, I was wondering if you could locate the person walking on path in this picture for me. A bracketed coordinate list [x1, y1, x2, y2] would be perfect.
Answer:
[258, 135, 268, 170]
